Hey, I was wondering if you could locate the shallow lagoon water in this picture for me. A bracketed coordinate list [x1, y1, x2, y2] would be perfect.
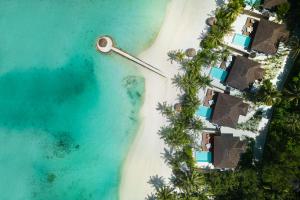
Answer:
[0, 1, 168, 199]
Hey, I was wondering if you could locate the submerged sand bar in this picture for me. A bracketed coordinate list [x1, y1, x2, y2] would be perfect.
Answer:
[96, 36, 166, 77]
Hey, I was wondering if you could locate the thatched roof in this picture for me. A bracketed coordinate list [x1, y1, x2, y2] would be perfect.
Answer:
[185, 48, 197, 57]
[206, 17, 216, 26]
[213, 134, 247, 169]
[226, 56, 264, 90]
[98, 38, 108, 47]
[211, 93, 249, 128]
[251, 19, 289, 55]
[263, 0, 288, 9]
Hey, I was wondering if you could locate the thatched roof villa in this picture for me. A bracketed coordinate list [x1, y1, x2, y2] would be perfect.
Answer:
[211, 93, 249, 128]
[251, 19, 289, 55]
[226, 56, 264, 90]
[213, 134, 247, 169]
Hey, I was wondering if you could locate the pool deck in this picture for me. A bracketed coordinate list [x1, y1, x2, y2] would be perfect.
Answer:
[223, 13, 261, 53]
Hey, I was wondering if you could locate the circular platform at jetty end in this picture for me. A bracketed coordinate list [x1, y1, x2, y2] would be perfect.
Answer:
[96, 36, 113, 53]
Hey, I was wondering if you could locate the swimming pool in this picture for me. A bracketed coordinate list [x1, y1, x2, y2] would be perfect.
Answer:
[195, 151, 212, 163]
[244, 0, 261, 6]
[210, 67, 228, 82]
[196, 105, 212, 119]
[232, 34, 251, 48]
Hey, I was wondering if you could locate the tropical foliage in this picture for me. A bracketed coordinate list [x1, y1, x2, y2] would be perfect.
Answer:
[236, 110, 263, 132]
[254, 79, 281, 106]
[283, 75, 300, 106]
[255, 44, 289, 81]
[275, 2, 290, 22]
[148, 0, 300, 199]
[148, 0, 245, 199]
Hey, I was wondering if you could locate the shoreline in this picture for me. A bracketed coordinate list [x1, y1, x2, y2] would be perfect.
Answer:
[119, 0, 217, 199]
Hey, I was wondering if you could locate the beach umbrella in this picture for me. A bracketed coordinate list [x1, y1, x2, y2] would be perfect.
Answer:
[185, 48, 196, 57]
[206, 17, 216, 26]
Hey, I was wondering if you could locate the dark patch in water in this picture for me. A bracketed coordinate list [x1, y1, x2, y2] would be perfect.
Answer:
[122, 75, 144, 106]
[0, 56, 99, 132]
[47, 173, 56, 184]
[52, 132, 75, 158]
[128, 109, 138, 123]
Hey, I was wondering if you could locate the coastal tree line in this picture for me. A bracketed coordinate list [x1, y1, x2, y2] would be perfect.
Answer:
[147, 0, 300, 199]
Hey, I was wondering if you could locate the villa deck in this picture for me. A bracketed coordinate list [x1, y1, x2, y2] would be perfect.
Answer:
[203, 89, 215, 107]
[201, 132, 214, 151]
[223, 14, 261, 53]
[242, 17, 259, 37]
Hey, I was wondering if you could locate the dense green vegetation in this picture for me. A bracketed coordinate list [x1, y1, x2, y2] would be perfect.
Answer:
[275, 2, 290, 21]
[148, 0, 300, 199]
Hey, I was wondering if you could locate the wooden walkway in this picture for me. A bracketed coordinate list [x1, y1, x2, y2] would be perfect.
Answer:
[96, 36, 166, 78]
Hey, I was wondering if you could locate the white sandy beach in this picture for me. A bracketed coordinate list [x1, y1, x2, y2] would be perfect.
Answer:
[119, 0, 217, 199]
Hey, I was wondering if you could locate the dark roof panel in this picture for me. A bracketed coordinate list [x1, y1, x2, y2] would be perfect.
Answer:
[263, 0, 288, 9]
[226, 56, 264, 90]
[211, 93, 249, 128]
[213, 134, 247, 169]
[251, 19, 289, 55]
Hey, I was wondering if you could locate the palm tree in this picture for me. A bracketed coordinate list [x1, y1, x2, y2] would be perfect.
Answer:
[283, 83, 300, 106]
[172, 73, 200, 95]
[197, 75, 212, 88]
[171, 170, 207, 198]
[157, 102, 175, 118]
[158, 125, 190, 148]
[162, 148, 175, 166]
[168, 50, 185, 64]
[256, 80, 281, 106]
[156, 186, 176, 200]
[148, 175, 176, 200]
[284, 113, 300, 133]
[226, 0, 244, 21]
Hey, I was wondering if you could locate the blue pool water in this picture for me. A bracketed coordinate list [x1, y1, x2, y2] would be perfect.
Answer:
[0, 1, 169, 200]
[195, 151, 212, 163]
[232, 34, 252, 48]
[244, 0, 261, 6]
[210, 67, 228, 82]
[196, 106, 213, 119]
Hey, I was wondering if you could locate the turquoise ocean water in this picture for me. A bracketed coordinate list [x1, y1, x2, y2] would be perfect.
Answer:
[0, 1, 169, 199]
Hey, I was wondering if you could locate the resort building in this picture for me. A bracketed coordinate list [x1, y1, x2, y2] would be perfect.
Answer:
[250, 19, 289, 55]
[206, 55, 264, 91]
[194, 133, 247, 169]
[213, 134, 247, 169]
[223, 14, 289, 55]
[223, 14, 260, 54]
[211, 93, 249, 128]
[194, 132, 214, 168]
[226, 55, 264, 90]
[262, 0, 288, 9]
